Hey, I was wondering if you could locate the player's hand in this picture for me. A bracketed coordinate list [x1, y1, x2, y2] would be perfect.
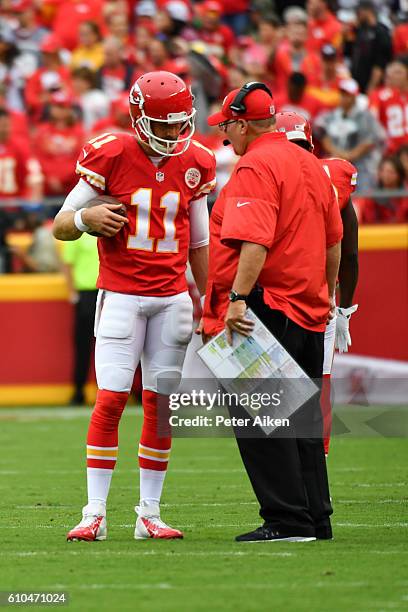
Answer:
[224, 301, 254, 346]
[82, 204, 129, 237]
[327, 295, 336, 323]
[335, 304, 358, 353]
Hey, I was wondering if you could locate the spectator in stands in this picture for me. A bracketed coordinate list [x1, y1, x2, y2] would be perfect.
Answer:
[220, 0, 250, 36]
[272, 13, 322, 94]
[359, 155, 408, 222]
[194, 0, 235, 59]
[71, 67, 110, 132]
[11, 0, 49, 79]
[258, 12, 282, 60]
[369, 57, 408, 154]
[0, 107, 43, 224]
[351, 0, 392, 94]
[91, 91, 132, 136]
[52, 0, 104, 52]
[307, 43, 350, 111]
[274, 71, 323, 120]
[98, 35, 134, 101]
[154, 1, 192, 39]
[33, 92, 84, 198]
[0, 24, 25, 111]
[316, 78, 384, 190]
[61, 233, 99, 405]
[307, 0, 342, 52]
[25, 34, 72, 122]
[10, 209, 60, 272]
[70, 21, 104, 72]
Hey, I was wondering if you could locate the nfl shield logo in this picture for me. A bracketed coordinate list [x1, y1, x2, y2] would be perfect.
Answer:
[156, 171, 165, 182]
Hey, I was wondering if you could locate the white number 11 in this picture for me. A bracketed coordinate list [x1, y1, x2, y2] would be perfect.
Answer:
[127, 188, 180, 253]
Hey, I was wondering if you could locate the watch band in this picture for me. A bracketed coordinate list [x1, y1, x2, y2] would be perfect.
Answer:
[229, 290, 248, 302]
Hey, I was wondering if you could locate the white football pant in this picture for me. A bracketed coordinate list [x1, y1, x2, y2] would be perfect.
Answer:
[94, 290, 193, 394]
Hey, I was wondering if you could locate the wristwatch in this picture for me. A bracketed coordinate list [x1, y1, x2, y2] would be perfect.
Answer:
[229, 290, 248, 302]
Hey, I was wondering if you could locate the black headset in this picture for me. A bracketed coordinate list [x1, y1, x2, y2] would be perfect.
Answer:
[229, 81, 273, 114]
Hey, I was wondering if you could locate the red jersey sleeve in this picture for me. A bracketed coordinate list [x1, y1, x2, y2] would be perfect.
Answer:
[326, 186, 343, 247]
[220, 166, 279, 249]
[189, 140, 217, 200]
[75, 133, 124, 193]
[320, 158, 358, 210]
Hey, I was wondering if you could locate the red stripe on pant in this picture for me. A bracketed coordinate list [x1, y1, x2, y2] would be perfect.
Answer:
[139, 390, 171, 471]
[86, 389, 128, 468]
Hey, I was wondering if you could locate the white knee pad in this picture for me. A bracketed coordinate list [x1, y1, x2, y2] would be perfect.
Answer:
[165, 294, 194, 345]
[142, 293, 193, 394]
[95, 292, 143, 393]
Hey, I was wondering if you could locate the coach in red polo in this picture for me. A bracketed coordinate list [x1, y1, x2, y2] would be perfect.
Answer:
[203, 83, 343, 542]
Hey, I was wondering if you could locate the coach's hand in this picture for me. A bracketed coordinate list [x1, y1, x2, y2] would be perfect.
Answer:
[82, 204, 129, 237]
[225, 301, 254, 346]
[335, 304, 358, 353]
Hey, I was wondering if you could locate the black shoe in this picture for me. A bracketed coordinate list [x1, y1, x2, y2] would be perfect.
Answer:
[316, 525, 333, 540]
[235, 525, 316, 543]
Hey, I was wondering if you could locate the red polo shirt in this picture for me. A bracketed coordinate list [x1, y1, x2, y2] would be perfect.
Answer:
[203, 132, 343, 335]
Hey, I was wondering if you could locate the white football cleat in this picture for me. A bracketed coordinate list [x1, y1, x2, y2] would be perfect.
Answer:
[134, 501, 183, 540]
[66, 503, 107, 542]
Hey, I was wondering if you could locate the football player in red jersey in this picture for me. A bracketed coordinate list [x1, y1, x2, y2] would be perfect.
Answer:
[53, 71, 216, 542]
[275, 111, 359, 455]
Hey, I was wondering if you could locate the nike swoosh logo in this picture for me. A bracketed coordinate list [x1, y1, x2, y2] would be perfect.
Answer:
[237, 201, 250, 207]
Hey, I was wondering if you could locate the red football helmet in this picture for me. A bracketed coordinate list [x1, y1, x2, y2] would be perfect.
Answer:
[275, 111, 314, 151]
[129, 71, 196, 156]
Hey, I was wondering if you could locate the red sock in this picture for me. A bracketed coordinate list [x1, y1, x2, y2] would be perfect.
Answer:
[86, 389, 128, 469]
[138, 390, 171, 471]
[320, 374, 332, 455]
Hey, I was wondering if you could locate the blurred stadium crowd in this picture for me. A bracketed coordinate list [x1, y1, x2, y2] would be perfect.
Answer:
[0, 0, 408, 273]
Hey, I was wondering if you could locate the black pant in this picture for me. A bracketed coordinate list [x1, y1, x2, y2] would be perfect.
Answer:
[73, 290, 98, 399]
[230, 289, 332, 536]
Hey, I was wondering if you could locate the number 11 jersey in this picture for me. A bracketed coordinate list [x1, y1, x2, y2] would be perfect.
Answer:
[76, 132, 216, 296]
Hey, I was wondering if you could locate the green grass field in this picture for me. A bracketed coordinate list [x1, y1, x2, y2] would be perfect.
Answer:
[0, 407, 407, 612]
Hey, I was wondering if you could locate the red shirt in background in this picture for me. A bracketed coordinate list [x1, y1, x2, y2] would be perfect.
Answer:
[392, 23, 408, 56]
[198, 25, 235, 57]
[52, 0, 104, 50]
[0, 137, 34, 199]
[203, 132, 343, 335]
[272, 43, 322, 95]
[25, 66, 72, 120]
[34, 122, 84, 195]
[307, 13, 342, 53]
[369, 86, 408, 153]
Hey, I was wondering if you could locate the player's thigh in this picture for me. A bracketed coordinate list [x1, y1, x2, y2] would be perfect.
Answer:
[142, 292, 194, 394]
[95, 291, 147, 392]
[323, 316, 336, 375]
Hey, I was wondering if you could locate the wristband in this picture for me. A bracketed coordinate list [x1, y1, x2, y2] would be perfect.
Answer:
[74, 208, 90, 233]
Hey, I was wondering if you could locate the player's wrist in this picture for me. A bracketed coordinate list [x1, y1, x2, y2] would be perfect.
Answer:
[74, 208, 90, 233]
[229, 290, 248, 302]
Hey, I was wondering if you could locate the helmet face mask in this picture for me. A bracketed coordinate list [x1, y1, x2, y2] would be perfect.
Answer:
[129, 72, 196, 156]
